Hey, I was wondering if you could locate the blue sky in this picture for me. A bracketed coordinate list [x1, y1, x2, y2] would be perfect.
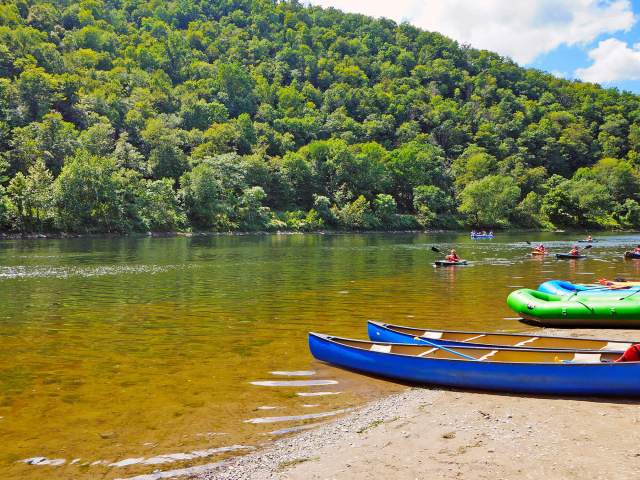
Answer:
[310, 1, 640, 93]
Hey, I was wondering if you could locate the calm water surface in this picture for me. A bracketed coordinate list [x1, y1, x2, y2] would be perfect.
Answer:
[1, 232, 639, 479]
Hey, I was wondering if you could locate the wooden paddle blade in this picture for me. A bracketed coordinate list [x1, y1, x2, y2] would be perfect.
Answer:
[583, 244, 593, 249]
[525, 241, 531, 245]
[431, 246, 441, 253]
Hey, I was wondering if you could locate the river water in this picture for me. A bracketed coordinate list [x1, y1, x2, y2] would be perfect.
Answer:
[1, 232, 639, 479]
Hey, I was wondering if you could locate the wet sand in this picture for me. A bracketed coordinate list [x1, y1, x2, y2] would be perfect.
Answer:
[195, 328, 640, 480]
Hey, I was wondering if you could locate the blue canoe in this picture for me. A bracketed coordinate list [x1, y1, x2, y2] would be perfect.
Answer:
[308, 333, 640, 396]
[366, 321, 632, 352]
[471, 234, 494, 239]
[538, 280, 640, 297]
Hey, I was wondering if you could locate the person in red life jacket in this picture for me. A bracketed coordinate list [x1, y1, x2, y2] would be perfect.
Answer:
[534, 244, 545, 254]
[615, 344, 640, 362]
[634, 244, 640, 254]
[570, 245, 580, 256]
[445, 249, 460, 262]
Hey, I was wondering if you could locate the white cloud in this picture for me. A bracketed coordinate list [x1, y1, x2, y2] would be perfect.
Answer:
[575, 38, 640, 82]
[309, 0, 635, 64]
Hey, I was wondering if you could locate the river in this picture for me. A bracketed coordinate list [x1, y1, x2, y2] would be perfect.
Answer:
[1, 232, 639, 479]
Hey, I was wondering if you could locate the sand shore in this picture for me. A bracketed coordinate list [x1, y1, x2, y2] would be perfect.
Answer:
[196, 328, 640, 480]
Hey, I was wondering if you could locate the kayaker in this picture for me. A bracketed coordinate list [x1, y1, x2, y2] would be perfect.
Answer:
[534, 244, 546, 254]
[615, 344, 640, 362]
[445, 249, 460, 262]
[570, 245, 580, 256]
[586, 235, 593, 242]
[635, 245, 640, 254]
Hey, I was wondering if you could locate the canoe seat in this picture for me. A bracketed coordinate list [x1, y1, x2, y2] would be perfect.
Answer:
[462, 334, 485, 342]
[417, 348, 437, 357]
[478, 350, 498, 361]
[572, 353, 602, 363]
[601, 342, 631, 351]
[421, 331, 443, 340]
[370, 344, 392, 353]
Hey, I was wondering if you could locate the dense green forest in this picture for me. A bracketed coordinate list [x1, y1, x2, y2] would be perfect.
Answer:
[0, 0, 640, 234]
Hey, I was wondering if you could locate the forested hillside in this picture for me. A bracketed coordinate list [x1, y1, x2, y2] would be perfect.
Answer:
[1, 0, 640, 233]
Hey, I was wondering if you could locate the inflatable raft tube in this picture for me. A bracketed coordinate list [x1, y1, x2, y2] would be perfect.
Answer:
[507, 288, 640, 327]
[538, 280, 639, 297]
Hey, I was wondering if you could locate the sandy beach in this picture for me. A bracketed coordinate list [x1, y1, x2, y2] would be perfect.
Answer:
[196, 328, 640, 480]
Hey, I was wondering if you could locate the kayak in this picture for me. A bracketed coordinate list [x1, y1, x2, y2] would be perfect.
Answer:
[531, 250, 547, 256]
[577, 240, 596, 243]
[434, 260, 468, 267]
[471, 234, 493, 239]
[366, 321, 632, 352]
[601, 280, 640, 287]
[507, 288, 640, 327]
[308, 333, 640, 396]
[538, 280, 639, 297]
[625, 251, 640, 259]
[556, 253, 586, 259]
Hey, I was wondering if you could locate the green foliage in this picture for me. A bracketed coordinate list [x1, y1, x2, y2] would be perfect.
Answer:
[458, 176, 521, 227]
[0, 0, 638, 233]
[7, 159, 54, 232]
[53, 152, 129, 233]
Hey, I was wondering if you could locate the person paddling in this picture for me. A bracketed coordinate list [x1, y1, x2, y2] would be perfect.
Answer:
[586, 235, 593, 242]
[533, 244, 546, 254]
[570, 245, 580, 257]
[635, 244, 640, 254]
[445, 249, 460, 263]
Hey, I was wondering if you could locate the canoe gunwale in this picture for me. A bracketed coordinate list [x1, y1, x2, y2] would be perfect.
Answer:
[367, 321, 639, 346]
[310, 333, 634, 366]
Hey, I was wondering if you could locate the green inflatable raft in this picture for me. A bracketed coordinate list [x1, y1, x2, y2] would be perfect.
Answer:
[506, 288, 640, 327]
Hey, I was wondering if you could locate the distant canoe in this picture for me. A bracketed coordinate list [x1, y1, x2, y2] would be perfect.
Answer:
[471, 234, 494, 239]
[366, 321, 632, 352]
[577, 240, 596, 243]
[434, 260, 468, 267]
[308, 333, 640, 396]
[625, 251, 640, 259]
[531, 250, 547, 256]
[556, 253, 586, 259]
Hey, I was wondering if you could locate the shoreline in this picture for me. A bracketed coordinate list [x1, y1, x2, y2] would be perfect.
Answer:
[191, 327, 640, 480]
[0, 228, 634, 242]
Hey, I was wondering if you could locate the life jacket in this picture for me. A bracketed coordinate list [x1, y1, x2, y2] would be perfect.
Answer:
[445, 254, 459, 262]
[615, 344, 640, 362]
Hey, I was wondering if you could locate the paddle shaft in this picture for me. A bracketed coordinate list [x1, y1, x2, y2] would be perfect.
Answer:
[413, 337, 478, 360]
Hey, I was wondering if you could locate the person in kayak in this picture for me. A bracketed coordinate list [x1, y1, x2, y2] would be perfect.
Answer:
[570, 245, 580, 256]
[533, 244, 546, 254]
[586, 235, 593, 242]
[635, 245, 640, 254]
[445, 249, 460, 262]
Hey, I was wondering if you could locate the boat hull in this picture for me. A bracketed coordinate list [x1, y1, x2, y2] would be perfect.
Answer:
[556, 254, 586, 259]
[434, 260, 468, 267]
[625, 251, 640, 259]
[309, 334, 640, 396]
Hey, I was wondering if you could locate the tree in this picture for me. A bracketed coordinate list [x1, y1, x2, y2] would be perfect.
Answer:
[53, 152, 129, 233]
[458, 176, 521, 227]
[179, 162, 231, 230]
[7, 160, 54, 232]
[386, 141, 448, 209]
